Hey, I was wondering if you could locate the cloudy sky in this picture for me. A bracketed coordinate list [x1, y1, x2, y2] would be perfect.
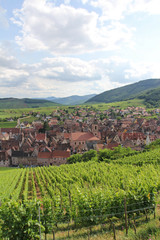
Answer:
[0, 0, 160, 98]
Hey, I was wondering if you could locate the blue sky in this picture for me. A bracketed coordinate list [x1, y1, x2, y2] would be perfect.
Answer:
[0, 0, 160, 98]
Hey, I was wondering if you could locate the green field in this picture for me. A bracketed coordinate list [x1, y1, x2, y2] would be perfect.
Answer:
[85, 98, 146, 110]
[0, 167, 17, 171]
[0, 121, 17, 128]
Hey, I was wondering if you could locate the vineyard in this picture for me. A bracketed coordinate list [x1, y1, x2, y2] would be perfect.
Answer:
[113, 147, 160, 165]
[0, 149, 160, 239]
[1, 149, 160, 239]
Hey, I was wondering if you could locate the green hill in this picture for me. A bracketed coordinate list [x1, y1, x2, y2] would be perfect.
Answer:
[138, 87, 160, 107]
[0, 98, 59, 109]
[86, 78, 160, 104]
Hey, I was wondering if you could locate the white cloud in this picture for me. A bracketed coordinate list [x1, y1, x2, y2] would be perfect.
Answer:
[0, 46, 29, 90]
[0, 45, 159, 98]
[91, 0, 130, 21]
[90, 0, 160, 22]
[11, 0, 134, 54]
[124, 62, 160, 80]
[130, 0, 160, 15]
[38, 57, 101, 81]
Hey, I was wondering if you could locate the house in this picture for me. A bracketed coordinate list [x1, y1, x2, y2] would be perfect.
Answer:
[1, 139, 20, 151]
[51, 149, 71, 165]
[48, 119, 58, 127]
[32, 121, 43, 131]
[70, 131, 100, 152]
[121, 132, 145, 147]
[37, 152, 52, 166]
[35, 133, 48, 144]
[12, 150, 37, 166]
[0, 151, 10, 167]
[37, 149, 71, 166]
[1, 128, 21, 135]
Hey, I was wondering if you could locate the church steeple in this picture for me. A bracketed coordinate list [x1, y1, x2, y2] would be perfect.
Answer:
[92, 119, 98, 136]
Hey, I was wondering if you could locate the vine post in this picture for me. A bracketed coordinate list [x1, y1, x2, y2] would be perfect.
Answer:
[112, 223, 116, 240]
[39, 204, 42, 240]
[124, 197, 128, 236]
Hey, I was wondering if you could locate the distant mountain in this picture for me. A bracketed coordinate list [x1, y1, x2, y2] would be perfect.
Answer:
[0, 98, 59, 109]
[86, 79, 160, 104]
[46, 94, 96, 105]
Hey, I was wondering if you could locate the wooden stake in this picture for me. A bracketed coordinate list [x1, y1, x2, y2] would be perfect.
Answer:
[52, 230, 56, 240]
[132, 221, 136, 234]
[154, 206, 156, 219]
[89, 226, 92, 235]
[145, 209, 148, 222]
[88, 228, 90, 240]
[124, 198, 128, 236]
[112, 223, 116, 240]
[68, 222, 70, 238]
[38, 205, 41, 240]
[133, 215, 136, 225]
[69, 190, 72, 222]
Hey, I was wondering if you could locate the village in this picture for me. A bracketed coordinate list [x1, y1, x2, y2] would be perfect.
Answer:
[0, 105, 160, 167]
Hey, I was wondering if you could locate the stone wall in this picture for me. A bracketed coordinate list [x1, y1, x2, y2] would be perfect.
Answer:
[0, 160, 10, 167]
[12, 157, 37, 166]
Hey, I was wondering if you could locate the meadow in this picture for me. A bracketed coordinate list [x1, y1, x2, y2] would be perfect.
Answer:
[85, 98, 146, 110]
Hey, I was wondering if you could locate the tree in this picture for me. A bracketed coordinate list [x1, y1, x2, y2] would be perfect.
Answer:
[81, 150, 97, 162]
[39, 121, 50, 133]
[43, 121, 50, 131]
[98, 149, 112, 162]
[67, 154, 82, 164]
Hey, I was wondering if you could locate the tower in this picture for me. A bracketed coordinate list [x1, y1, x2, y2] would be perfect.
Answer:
[92, 120, 99, 136]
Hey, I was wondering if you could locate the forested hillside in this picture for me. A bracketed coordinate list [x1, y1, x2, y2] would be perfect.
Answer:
[86, 78, 160, 104]
[0, 98, 59, 109]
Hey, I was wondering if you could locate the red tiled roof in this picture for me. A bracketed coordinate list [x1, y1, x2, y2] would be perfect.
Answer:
[122, 132, 145, 141]
[64, 133, 71, 139]
[36, 133, 45, 141]
[71, 132, 100, 141]
[38, 150, 70, 159]
[52, 150, 70, 158]
[1, 128, 20, 134]
[22, 128, 34, 133]
[38, 152, 52, 159]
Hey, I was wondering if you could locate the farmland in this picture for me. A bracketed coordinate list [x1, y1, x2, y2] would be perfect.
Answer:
[1, 151, 160, 239]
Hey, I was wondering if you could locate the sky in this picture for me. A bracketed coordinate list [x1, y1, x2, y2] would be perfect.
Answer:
[0, 0, 160, 98]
